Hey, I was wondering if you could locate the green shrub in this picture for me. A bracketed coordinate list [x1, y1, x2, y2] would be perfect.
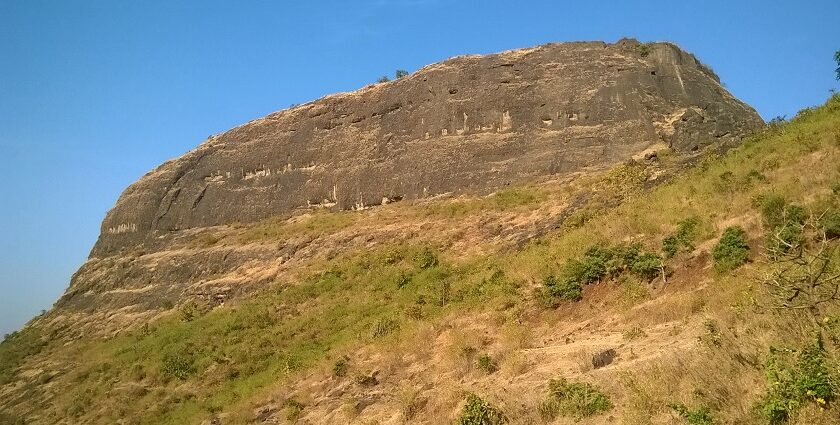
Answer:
[757, 337, 836, 423]
[638, 44, 651, 57]
[475, 354, 499, 374]
[663, 218, 700, 258]
[820, 209, 840, 239]
[395, 69, 409, 79]
[161, 353, 195, 380]
[712, 226, 750, 272]
[456, 393, 507, 425]
[542, 275, 583, 303]
[669, 403, 715, 424]
[629, 251, 664, 280]
[541, 377, 613, 419]
[414, 248, 439, 269]
[376, 75, 390, 83]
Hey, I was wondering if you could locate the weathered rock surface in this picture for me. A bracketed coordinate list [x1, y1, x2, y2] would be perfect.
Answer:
[90, 39, 763, 258]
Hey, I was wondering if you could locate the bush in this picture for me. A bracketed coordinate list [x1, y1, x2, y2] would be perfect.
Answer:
[395, 69, 409, 79]
[371, 316, 399, 338]
[541, 377, 613, 419]
[285, 399, 304, 421]
[333, 356, 349, 377]
[760, 196, 806, 254]
[712, 226, 750, 272]
[161, 353, 195, 380]
[629, 252, 664, 281]
[475, 354, 499, 374]
[376, 75, 390, 83]
[757, 337, 836, 423]
[456, 393, 507, 425]
[663, 218, 700, 258]
[414, 248, 439, 269]
[820, 209, 840, 239]
[638, 44, 651, 57]
[669, 403, 715, 424]
[542, 275, 583, 303]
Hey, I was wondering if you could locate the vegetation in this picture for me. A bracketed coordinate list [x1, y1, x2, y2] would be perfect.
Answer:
[712, 226, 750, 272]
[395, 69, 409, 79]
[835, 50, 840, 80]
[377, 75, 390, 83]
[663, 217, 700, 258]
[539, 377, 613, 420]
[669, 403, 715, 425]
[3, 95, 840, 423]
[757, 336, 836, 423]
[456, 393, 507, 425]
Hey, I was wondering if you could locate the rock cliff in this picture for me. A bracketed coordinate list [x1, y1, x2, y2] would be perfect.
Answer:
[90, 39, 762, 258]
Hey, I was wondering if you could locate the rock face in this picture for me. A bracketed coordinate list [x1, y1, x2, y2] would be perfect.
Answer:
[90, 39, 762, 258]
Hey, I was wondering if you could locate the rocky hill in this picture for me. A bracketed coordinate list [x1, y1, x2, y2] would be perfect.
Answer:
[49, 39, 761, 335]
[15, 40, 840, 425]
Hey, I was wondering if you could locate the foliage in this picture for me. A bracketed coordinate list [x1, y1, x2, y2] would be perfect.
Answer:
[161, 352, 196, 381]
[663, 218, 700, 258]
[333, 356, 349, 377]
[475, 354, 499, 374]
[540, 377, 613, 419]
[638, 44, 651, 57]
[712, 226, 750, 272]
[669, 403, 715, 425]
[761, 196, 806, 255]
[414, 247, 439, 269]
[285, 398, 305, 421]
[371, 316, 400, 338]
[820, 209, 840, 239]
[456, 393, 507, 425]
[541, 275, 582, 304]
[757, 336, 836, 423]
[377, 75, 390, 83]
[835, 50, 840, 80]
[395, 69, 409, 79]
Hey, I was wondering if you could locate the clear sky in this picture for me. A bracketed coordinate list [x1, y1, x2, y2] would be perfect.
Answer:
[1, 0, 838, 336]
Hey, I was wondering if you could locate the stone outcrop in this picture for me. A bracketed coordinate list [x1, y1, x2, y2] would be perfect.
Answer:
[89, 39, 763, 258]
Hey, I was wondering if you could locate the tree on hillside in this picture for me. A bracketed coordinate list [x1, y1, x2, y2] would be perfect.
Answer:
[395, 69, 409, 79]
[836, 50, 840, 80]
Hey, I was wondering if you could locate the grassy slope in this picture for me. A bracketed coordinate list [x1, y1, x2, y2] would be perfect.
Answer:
[2, 95, 840, 424]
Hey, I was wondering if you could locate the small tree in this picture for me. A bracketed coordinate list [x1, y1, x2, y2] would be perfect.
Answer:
[835, 50, 840, 80]
[377, 75, 390, 83]
[395, 69, 409, 79]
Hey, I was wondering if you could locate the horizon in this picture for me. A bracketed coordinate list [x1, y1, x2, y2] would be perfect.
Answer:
[1, 0, 839, 336]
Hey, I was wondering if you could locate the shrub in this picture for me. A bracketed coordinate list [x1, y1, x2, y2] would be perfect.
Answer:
[414, 248, 439, 269]
[757, 337, 836, 423]
[371, 316, 399, 338]
[395, 69, 409, 79]
[542, 275, 583, 303]
[475, 354, 499, 374]
[669, 403, 715, 424]
[376, 75, 390, 83]
[285, 399, 304, 421]
[820, 209, 840, 239]
[663, 218, 700, 258]
[638, 44, 651, 57]
[629, 251, 664, 281]
[760, 196, 806, 254]
[456, 393, 507, 425]
[542, 377, 613, 419]
[333, 356, 349, 377]
[161, 353, 195, 380]
[712, 226, 750, 272]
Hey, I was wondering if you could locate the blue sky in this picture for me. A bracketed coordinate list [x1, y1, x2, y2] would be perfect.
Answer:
[1, 0, 838, 336]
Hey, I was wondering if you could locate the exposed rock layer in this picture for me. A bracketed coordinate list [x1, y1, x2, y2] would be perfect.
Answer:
[90, 39, 763, 258]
